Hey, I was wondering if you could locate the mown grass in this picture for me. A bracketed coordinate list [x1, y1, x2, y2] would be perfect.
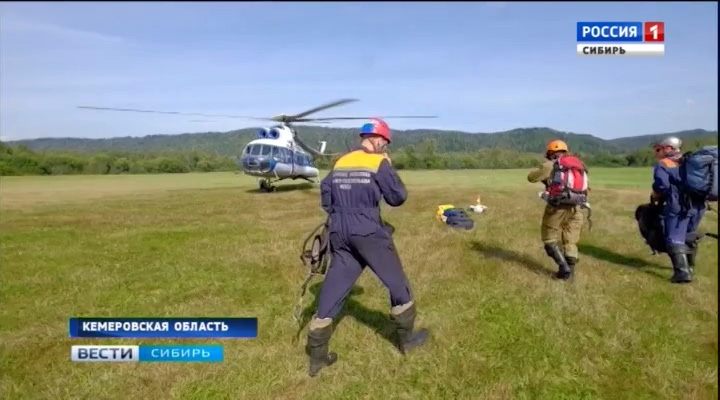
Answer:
[0, 168, 717, 400]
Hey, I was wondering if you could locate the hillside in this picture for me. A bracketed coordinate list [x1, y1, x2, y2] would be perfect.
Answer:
[607, 128, 718, 149]
[7, 127, 718, 158]
[2, 127, 716, 176]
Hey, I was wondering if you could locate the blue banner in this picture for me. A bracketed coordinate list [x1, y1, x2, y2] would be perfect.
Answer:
[139, 345, 223, 362]
[576, 22, 643, 42]
[68, 317, 257, 338]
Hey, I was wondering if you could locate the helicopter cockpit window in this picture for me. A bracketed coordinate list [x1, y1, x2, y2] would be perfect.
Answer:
[245, 146, 252, 154]
[260, 145, 271, 156]
[250, 145, 261, 156]
[271, 146, 286, 161]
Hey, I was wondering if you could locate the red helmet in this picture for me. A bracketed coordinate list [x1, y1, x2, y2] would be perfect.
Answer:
[359, 118, 391, 143]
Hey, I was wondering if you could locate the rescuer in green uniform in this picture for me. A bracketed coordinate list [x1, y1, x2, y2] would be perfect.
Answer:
[527, 140, 588, 280]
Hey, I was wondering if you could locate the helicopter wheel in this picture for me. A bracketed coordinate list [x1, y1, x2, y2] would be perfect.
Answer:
[259, 179, 276, 192]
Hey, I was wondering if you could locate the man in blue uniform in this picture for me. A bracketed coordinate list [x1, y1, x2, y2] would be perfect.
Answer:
[651, 136, 706, 283]
[305, 119, 429, 377]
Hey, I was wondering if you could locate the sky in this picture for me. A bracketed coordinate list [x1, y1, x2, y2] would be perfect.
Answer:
[0, 1, 717, 141]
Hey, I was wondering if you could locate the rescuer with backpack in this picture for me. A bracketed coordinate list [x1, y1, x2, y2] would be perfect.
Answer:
[651, 137, 717, 283]
[527, 140, 589, 281]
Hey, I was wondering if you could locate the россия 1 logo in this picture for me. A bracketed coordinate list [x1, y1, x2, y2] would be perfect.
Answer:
[576, 22, 665, 57]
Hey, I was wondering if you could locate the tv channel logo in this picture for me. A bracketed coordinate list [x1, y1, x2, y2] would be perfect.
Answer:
[643, 21, 664, 42]
[70, 345, 224, 363]
[71, 345, 138, 362]
[576, 22, 664, 57]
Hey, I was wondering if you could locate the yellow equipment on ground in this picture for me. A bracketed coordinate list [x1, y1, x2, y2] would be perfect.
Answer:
[436, 204, 455, 222]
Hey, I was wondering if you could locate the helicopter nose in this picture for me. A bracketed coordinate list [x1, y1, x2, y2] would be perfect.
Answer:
[242, 155, 276, 173]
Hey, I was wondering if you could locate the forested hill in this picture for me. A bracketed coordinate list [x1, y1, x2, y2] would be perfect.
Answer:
[2, 127, 717, 176]
[7, 126, 718, 157]
[605, 128, 718, 150]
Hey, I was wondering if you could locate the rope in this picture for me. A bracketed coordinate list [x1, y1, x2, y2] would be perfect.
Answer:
[294, 218, 331, 324]
[584, 205, 593, 232]
[293, 272, 317, 323]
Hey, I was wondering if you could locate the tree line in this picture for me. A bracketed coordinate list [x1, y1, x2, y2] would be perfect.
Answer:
[1, 137, 716, 176]
[382, 137, 717, 170]
[9, 127, 718, 158]
[0, 143, 237, 176]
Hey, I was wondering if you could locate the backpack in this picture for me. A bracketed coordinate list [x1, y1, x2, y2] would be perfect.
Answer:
[680, 145, 718, 202]
[442, 208, 475, 230]
[546, 154, 589, 206]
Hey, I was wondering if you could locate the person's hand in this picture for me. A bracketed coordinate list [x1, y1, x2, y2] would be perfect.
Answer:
[383, 220, 396, 235]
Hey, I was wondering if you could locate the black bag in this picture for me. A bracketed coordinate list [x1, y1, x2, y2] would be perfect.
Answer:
[635, 202, 666, 254]
[635, 201, 705, 255]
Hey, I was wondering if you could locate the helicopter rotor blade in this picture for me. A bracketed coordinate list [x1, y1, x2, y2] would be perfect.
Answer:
[288, 98, 359, 120]
[294, 121, 332, 125]
[78, 101, 437, 127]
[77, 106, 273, 121]
[296, 115, 438, 122]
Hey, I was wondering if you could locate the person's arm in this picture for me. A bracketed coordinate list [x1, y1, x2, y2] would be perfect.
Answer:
[651, 163, 671, 200]
[320, 172, 332, 213]
[527, 161, 553, 183]
[375, 159, 407, 207]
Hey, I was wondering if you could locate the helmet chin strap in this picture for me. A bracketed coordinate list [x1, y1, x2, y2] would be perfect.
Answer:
[374, 141, 387, 154]
[363, 137, 387, 154]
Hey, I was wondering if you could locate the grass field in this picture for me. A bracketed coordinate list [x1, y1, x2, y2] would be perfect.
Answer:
[1, 168, 717, 400]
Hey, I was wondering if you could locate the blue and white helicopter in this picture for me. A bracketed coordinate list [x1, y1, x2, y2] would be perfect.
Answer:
[78, 99, 436, 192]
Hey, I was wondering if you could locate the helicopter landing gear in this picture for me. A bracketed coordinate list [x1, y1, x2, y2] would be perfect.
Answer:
[259, 178, 277, 192]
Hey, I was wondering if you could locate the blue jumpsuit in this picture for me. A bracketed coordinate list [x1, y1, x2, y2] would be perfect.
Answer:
[652, 157, 707, 248]
[315, 147, 413, 320]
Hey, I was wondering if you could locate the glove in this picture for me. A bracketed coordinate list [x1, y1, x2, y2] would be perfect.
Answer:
[383, 221, 396, 235]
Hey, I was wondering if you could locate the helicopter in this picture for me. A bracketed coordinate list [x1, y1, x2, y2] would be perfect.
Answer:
[77, 99, 437, 192]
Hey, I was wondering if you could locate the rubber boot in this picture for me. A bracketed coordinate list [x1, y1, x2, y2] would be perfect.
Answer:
[668, 244, 692, 284]
[566, 256, 578, 280]
[305, 320, 338, 377]
[687, 244, 697, 275]
[544, 243, 572, 280]
[390, 302, 429, 355]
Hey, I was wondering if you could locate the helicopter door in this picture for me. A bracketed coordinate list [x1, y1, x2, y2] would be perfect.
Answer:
[288, 142, 297, 175]
[289, 149, 295, 175]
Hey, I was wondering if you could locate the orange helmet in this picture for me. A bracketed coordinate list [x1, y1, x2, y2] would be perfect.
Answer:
[546, 140, 568, 153]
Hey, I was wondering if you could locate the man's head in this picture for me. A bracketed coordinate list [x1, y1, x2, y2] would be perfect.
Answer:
[359, 119, 391, 153]
[653, 136, 682, 160]
[545, 139, 568, 160]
